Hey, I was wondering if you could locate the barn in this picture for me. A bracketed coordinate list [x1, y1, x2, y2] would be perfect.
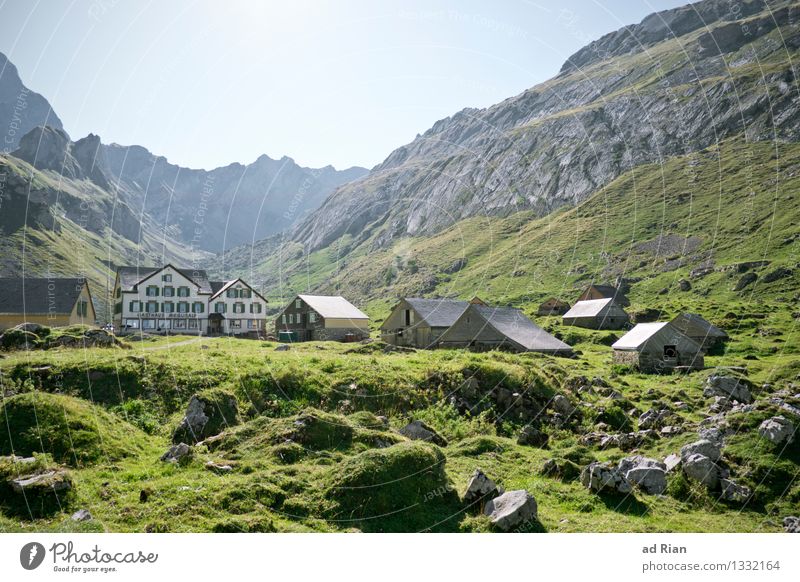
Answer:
[438, 304, 573, 355]
[612, 322, 704, 373]
[0, 278, 95, 330]
[380, 297, 472, 348]
[561, 298, 629, 329]
[669, 313, 728, 350]
[536, 297, 571, 316]
[275, 294, 370, 342]
[576, 283, 630, 307]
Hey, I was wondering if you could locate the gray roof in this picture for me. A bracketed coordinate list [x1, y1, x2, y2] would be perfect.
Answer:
[116, 265, 213, 294]
[0, 278, 88, 315]
[472, 305, 573, 353]
[298, 294, 369, 320]
[210, 281, 225, 294]
[612, 322, 671, 350]
[587, 284, 619, 297]
[563, 298, 624, 318]
[405, 297, 469, 327]
[670, 313, 727, 339]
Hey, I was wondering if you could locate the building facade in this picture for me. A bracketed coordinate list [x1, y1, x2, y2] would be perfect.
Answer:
[0, 278, 96, 330]
[380, 297, 471, 349]
[562, 298, 630, 329]
[275, 294, 369, 341]
[113, 265, 267, 336]
[612, 322, 704, 373]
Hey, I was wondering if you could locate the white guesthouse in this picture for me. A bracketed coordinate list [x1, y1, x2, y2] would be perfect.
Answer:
[113, 265, 268, 335]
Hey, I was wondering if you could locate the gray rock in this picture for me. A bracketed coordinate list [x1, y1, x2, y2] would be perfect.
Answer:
[205, 461, 233, 473]
[784, 516, 800, 533]
[638, 408, 671, 430]
[463, 469, 502, 504]
[483, 490, 538, 532]
[10, 470, 72, 493]
[758, 416, 795, 445]
[720, 478, 751, 503]
[682, 453, 720, 489]
[398, 420, 447, 446]
[275, 344, 291, 351]
[704, 374, 753, 404]
[618, 456, 667, 495]
[663, 453, 682, 472]
[678, 279, 692, 291]
[71, 509, 92, 522]
[681, 439, 722, 462]
[552, 394, 577, 417]
[734, 272, 758, 291]
[161, 442, 192, 463]
[580, 461, 631, 494]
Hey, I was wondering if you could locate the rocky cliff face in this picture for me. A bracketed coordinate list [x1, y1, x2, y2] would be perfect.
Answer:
[102, 143, 368, 253]
[286, 0, 800, 254]
[0, 52, 64, 152]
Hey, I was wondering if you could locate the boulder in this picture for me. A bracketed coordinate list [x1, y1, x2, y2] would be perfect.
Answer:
[517, 425, 548, 447]
[463, 469, 502, 504]
[618, 456, 667, 495]
[784, 516, 800, 533]
[638, 408, 671, 430]
[758, 416, 795, 445]
[71, 509, 92, 522]
[552, 394, 576, 417]
[720, 478, 751, 503]
[704, 375, 753, 404]
[398, 420, 448, 447]
[680, 439, 722, 462]
[10, 469, 73, 494]
[580, 461, 631, 494]
[734, 272, 757, 291]
[663, 453, 682, 472]
[172, 389, 239, 444]
[160, 443, 192, 464]
[682, 453, 720, 489]
[678, 279, 692, 291]
[275, 343, 291, 351]
[483, 490, 538, 532]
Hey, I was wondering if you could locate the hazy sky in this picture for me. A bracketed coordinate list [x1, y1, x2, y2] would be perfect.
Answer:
[0, 0, 686, 171]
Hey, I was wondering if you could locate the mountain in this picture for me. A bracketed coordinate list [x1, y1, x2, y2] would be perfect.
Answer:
[224, 0, 800, 305]
[101, 143, 367, 253]
[0, 51, 64, 151]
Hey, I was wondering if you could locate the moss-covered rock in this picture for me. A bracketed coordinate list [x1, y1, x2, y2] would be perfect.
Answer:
[172, 388, 240, 444]
[0, 392, 149, 466]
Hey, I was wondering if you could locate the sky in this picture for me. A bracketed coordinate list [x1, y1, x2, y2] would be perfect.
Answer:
[0, 0, 687, 171]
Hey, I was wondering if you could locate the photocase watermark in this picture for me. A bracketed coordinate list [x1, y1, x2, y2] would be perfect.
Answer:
[19, 540, 159, 573]
[422, 482, 455, 503]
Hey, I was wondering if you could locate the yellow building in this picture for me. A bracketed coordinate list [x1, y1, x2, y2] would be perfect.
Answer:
[0, 278, 96, 330]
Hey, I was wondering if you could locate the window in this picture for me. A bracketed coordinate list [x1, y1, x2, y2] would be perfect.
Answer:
[76, 301, 89, 317]
[146, 301, 158, 313]
[177, 286, 190, 297]
[309, 312, 316, 323]
[188, 319, 198, 329]
[173, 319, 187, 329]
[295, 298, 301, 308]
[230, 320, 241, 329]
[129, 300, 142, 313]
[233, 302, 245, 314]
[177, 302, 189, 313]
[142, 319, 155, 329]
[146, 285, 159, 297]
[124, 319, 139, 329]
[226, 288, 238, 298]
[162, 302, 174, 313]
[162, 274, 172, 282]
[192, 302, 204, 314]
[288, 313, 294, 324]
[248, 319, 257, 329]
[215, 302, 226, 314]
[404, 309, 411, 326]
[281, 314, 287, 324]
[250, 303, 262, 314]
[163, 286, 174, 297]
[240, 289, 252, 298]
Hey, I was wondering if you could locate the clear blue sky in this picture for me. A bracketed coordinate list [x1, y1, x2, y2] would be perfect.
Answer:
[0, 0, 686, 171]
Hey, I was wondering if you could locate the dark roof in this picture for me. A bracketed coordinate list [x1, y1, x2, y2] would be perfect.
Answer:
[405, 298, 470, 327]
[472, 305, 573, 353]
[116, 265, 213, 294]
[0, 278, 88, 314]
[589, 284, 619, 296]
[210, 281, 225, 294]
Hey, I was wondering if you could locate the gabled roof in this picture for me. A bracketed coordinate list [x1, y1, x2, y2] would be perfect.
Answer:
[405, 297, 469, 327]
[587, 284, 619, 296]
[612, 322, 671, 350]
[298, 294, 369, 320]
[116, 265, 213, 294]
[210, 278, 268, 302]
[0, 278, 88, 315]
[470, 304, 573, 353]
[562, 298, 623, 318]
[670, 313, 727, 339]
